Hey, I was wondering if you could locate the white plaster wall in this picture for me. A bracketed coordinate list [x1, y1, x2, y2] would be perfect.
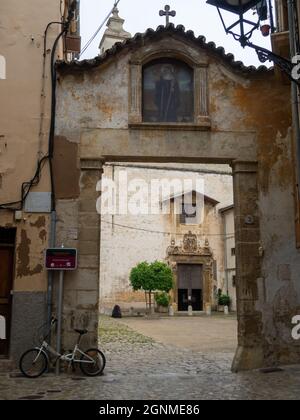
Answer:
[222, 209, 236, 311]
[224, 210, 236, 270]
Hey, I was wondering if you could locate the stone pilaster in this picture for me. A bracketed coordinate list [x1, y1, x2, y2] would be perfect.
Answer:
[194, 66, 209, 124]
[62, 159, 104, 351]
[129, 63, 142, 124]
[231, 161, 264, 371]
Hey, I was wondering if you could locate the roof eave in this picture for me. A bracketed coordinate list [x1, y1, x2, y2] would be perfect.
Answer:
[57, 23, 273, 76]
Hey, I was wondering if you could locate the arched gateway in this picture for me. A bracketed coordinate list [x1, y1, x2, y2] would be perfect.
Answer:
[54, 25, 299, 371]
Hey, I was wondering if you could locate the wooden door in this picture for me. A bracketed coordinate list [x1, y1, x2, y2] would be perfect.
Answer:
[178, 289, 188, 311]
[0, 246, 14, 356]
[177, 264, 203, 311]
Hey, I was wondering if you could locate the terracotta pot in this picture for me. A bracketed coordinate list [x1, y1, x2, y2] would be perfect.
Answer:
[261, 24, 271, 37]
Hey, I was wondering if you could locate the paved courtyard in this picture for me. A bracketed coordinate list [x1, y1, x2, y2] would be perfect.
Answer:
[0, 315, 300, 400]
[118, 314, 238, 353]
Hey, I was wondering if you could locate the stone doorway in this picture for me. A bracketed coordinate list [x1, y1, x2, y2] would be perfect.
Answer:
[167, 231, 214, 312]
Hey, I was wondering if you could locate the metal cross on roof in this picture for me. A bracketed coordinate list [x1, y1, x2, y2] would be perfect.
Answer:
[159, 5, 176, 26]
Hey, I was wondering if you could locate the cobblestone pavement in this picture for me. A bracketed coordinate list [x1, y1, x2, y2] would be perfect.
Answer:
[1, 316, 300, 400]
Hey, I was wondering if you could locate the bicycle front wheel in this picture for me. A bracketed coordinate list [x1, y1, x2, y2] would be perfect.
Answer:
[19, 348, 48, 378]
[80, 348, 106, 376]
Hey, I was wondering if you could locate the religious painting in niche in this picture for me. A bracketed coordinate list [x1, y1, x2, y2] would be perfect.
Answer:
[143, 59, 194, 123]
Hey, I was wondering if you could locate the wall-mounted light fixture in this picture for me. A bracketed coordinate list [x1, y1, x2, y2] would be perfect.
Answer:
[206, 0, 299, 85]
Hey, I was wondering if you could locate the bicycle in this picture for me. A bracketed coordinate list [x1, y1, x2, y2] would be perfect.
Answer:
[19, 318, 106, 378]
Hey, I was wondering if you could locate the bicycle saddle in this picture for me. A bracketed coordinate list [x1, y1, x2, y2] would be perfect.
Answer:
[74, 329, 88, 335]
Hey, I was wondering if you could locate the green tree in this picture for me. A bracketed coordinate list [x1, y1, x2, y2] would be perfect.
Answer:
[151, 261, 173, 292]
[130, 261, 173, 312]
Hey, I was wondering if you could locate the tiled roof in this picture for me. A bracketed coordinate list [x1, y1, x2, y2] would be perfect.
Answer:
[57, 23, 272, 75]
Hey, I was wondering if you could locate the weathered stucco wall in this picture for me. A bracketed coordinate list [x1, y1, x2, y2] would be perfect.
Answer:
[0, 0, 65, 203]
[0, 0, 68, 362]
[208, 58, 300, 364]
[55, 26, 300, 370]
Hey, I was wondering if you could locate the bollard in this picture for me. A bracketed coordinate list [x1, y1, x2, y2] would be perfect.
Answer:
[0, 315, 6, 340]
[206, 303, 212, 316]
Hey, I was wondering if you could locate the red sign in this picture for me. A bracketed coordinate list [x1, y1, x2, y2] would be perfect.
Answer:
[45, 248, 77, 271]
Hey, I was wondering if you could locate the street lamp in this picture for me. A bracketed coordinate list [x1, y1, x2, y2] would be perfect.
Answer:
[206, 0, 299, 85]
[207, 0, 264, 15]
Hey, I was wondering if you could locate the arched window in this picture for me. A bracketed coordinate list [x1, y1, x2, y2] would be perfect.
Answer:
[142, 58, 194, 123]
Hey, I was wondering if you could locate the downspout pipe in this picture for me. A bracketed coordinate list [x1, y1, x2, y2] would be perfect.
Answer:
[46, 26, 67, 338]
[46, 1, 77, 334]
[288, 0, 300, 199]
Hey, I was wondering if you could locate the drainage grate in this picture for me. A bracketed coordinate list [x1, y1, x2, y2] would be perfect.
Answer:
[260, 367, 284, 374]
[71, 377, 86, 381]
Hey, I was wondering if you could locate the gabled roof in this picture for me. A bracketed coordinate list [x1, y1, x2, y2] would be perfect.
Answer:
[162, 189, 220, 207]
[219, 204, 234, 213]
[57, 23, 272, 75]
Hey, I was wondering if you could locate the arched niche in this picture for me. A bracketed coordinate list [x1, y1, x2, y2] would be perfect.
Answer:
[128, 45, 210, 129]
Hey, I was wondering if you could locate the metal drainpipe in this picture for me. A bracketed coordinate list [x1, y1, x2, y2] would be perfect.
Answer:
[47, 210, 56, 337]
[288, 0, 300, 198]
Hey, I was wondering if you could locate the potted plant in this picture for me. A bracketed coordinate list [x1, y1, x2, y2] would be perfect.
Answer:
[154, 292, 170, 313]
[218, 294, 231, 313]
[260, 24, 271, 37]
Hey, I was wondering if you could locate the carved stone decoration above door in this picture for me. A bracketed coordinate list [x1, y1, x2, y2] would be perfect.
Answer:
[183, 231, 198, 253]
[167, 231, 212, 257]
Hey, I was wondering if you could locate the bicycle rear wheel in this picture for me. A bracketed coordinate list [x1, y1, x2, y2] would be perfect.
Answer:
[19, 348, 48, 378]
[80, 348, 106, 376]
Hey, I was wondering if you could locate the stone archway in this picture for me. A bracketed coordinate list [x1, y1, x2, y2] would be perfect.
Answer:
[55, 25, 271, 371]
[75, 154, 261, 372]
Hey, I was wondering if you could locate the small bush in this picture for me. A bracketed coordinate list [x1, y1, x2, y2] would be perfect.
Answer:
[155, 292, 170, 308]
[218, 294, 231, 307]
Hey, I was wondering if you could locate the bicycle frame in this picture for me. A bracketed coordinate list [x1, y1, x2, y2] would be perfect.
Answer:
[33, 341, 96, 366]
[60, 344, 96, 365]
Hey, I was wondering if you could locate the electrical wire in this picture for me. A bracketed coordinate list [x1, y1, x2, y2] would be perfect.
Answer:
[0, 22, 61, 211]
[100, 217, 235, 238]
[0, 3, 77, 211]
[79, 0, 121, 57]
